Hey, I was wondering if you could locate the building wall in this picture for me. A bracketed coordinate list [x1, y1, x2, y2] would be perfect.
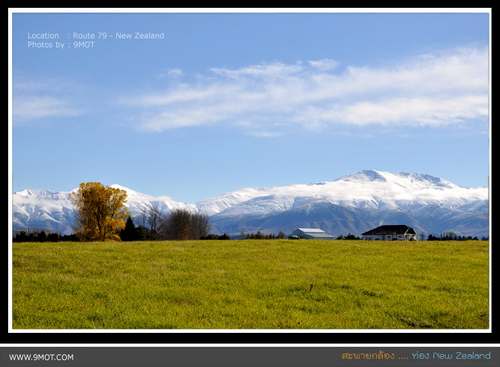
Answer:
[363, 234, 417, 241]
[292, 229, 335, 240]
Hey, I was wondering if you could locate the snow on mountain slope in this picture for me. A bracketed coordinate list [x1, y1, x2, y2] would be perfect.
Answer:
[203, 170, 488, 236]
[13, 189, 76, 235]
[12, 185, 195, 235]
[195, 187, 271, 216]
[12, 170, 489, 237]
[202, 170, 486, 216]
[110, 184, 197, 219]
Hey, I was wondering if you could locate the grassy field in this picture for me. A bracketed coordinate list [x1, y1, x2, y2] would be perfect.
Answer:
[12, 239, 489, 329]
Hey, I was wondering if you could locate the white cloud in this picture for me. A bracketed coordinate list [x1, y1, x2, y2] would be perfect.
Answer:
[308, 58, 340, 71]
[296, 94, 488, 128]
[13, 95, 82, 121]
[210, 61, 303, 79]
[125, 46, 489, 134]
[157, 68, 184, 80]
[12, 76, 84, 123]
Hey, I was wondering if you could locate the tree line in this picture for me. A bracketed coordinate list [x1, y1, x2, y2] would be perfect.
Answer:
[11, 182, 290, 243]
[12, 228, 488, 243]
[427, 232, 486, 241]
[239, 231, 286, 239]
[12, 182, 489, 243]
[12, 183, 215, 243]
[12, 209, 213, 243]
[12, 228, 78, 243]
[120, 208, 212, 241]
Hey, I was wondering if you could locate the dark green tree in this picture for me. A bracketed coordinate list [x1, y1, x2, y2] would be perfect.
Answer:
[120, 217, 141, 241]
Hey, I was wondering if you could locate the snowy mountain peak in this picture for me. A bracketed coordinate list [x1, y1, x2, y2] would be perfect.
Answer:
[109, 184, 155, 201]
[110, 184, 131, 191]
[392, 172, 458, 189]
[334, 170, 459, 190]
[16, 188, 57, 197]
[12, 170, 489, 238]
[335, 170, 388, 183]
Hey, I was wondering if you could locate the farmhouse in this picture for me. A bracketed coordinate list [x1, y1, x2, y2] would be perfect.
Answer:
[290, 228, 335, 240]
[361, 225, 418, 241]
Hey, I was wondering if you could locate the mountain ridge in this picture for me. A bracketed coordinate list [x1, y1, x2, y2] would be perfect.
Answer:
[12, 170, 489, 238]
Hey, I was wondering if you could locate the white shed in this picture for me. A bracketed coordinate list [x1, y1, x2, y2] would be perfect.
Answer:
[290, 228, 335, 240]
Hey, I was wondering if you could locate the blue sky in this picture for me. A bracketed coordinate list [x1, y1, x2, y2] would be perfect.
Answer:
[10, 9, 490, 203]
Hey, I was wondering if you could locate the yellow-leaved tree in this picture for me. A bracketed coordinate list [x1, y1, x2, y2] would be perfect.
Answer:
[69, 182, 129, 241]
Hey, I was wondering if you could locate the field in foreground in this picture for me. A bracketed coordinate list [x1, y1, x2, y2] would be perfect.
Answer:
[12, 240, 489, 329]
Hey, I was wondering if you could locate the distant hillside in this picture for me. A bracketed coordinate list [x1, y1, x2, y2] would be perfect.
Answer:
[12, 170, 489, 238]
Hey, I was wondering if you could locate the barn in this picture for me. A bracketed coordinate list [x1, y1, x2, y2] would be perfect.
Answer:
[290, 228, 335, 240]
[361, 225, 418, 241]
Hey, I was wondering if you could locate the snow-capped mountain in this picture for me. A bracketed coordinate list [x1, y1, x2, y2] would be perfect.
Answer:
[12, 185, 196, 235]
[108, 184, 197, 220]
[12, 189, 76, 235]
[12, 170, 489, 238]
[199, 170, 488, 237]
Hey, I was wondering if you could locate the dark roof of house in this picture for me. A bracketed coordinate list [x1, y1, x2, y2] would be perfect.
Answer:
[361, 225, 417, 236]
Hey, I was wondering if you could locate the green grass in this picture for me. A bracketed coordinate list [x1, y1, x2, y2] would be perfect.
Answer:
[12, 240, 489, 329]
